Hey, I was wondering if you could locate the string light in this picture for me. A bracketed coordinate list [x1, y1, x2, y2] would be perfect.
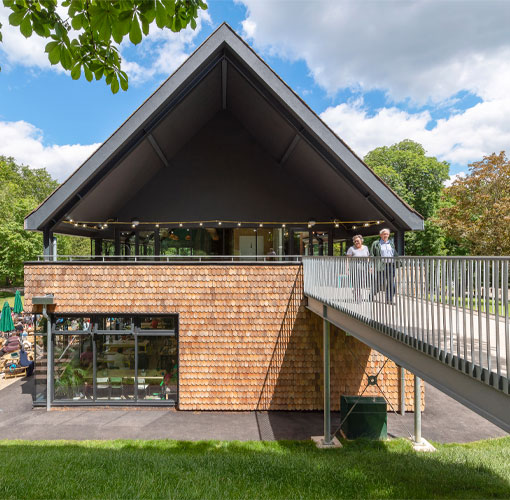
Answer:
[62, 219, 384, 229]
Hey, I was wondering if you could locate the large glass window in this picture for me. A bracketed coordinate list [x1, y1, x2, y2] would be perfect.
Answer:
[34, 315, 178, 405]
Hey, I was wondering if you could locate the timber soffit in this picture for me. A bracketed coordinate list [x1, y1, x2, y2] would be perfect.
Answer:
[24, 23, 424, 232]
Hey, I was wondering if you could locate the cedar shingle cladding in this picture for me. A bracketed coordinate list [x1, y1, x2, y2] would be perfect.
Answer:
[24, 263, 421, 411]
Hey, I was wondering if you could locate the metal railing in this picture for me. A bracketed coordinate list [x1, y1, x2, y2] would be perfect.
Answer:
[303, 256, 510, 393]
[35, 254, 303, 263]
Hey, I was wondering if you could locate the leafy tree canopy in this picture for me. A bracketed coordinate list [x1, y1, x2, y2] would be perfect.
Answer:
[437, 151, 510, 256]
[1, 0, 207, 93]
[0, 156, 89, 284]
[364, 139, 450, 255]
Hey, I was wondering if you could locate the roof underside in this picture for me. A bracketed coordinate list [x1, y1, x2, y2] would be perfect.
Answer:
[25, 24, 423, 239]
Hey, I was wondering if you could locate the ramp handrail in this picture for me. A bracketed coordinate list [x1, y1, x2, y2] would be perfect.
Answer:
[303, 256, 510, 394]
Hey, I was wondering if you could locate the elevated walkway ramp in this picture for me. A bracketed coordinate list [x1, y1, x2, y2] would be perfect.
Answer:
[303, 256, 510, 433]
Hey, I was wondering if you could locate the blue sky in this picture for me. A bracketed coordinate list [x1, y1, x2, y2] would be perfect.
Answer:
[1, 0, 510, 183]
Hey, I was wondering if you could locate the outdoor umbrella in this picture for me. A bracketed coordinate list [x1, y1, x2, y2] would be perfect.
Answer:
[0, 301, 14, 333]
[13, 290, 23, 314]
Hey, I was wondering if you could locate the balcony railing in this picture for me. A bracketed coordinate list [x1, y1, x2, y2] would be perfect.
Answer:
[303, 256, 510, 392]
[34, 254, 303, 263]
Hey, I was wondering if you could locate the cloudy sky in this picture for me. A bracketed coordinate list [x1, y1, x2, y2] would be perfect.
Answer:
[1, 0, 509, 182]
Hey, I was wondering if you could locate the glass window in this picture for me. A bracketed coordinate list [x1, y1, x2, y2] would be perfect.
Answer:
[137, 335, 177, 402]
[160, 228, 222, 256]
[54, 316, 91, 332]
[53, 334, 92, 401]
[95, 333, 136, 401]
[97, 316, 132, 331]
[138, 316, 176, 330]
[138, 231, 155, 256]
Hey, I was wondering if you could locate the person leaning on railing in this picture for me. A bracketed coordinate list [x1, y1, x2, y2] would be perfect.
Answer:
[346, 235, 370, 303]
[370, 228, 399, 304]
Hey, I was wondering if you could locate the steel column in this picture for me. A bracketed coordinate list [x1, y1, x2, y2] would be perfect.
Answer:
[400, 366, 406, 415]
[42, 305, 52, 411]
[414, 375, 422, 443]
[323, 311, 331, 445]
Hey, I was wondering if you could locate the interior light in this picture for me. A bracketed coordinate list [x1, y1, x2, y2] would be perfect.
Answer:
[259, 223, 263, 227]
[131, 218, 140, 227]
[352, 225, 357, 230]
[82, 224, 87, 228]
[335, 223, 339, 228]
[199, 222, 203, 226]
[155, 224, 159, 228]
[74, 223, 78, 227]
[237, 222, 241, 226]
[218, 221, 222, 225]
[364, 223, 369, 227]
[179, 223, 183, 227]
[69, 218, 74, 223]
[308, 220, 316, 227]
[282, 224, 286, 228]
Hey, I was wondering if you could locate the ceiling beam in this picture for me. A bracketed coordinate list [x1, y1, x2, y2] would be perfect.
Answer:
[146, 133, 170, 168]
[279, 134, 300, 165]
[222, 58, 228, 110]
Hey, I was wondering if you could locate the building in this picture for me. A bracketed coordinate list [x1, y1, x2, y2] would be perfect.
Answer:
[24, 24, 423, 409]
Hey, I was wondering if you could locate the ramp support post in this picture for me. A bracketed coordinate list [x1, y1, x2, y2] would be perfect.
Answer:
[414, 374, 422, 443]
[323, 310, 331, 445]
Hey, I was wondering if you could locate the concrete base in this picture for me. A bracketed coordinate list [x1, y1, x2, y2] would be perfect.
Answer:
[311, 435, 342, 449]
[412, 437, 436, 452]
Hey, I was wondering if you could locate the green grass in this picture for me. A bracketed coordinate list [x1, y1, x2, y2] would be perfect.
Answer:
[0, 291, 24, 309]
[0, 438, 509, 499]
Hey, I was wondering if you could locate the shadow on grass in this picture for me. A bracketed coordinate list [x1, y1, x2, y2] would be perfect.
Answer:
[0, 437, 509, 499]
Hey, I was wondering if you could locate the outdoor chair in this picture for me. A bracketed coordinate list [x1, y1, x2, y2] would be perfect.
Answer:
[137, 377, 148, 399]
[96, 377, 110, 398]
[110, 377, 123, 399]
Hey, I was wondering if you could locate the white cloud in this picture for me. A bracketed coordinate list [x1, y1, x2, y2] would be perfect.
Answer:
[120, 10, 212, 85]
[444, 172, 466, 188]
[0, 5, 58, 71]
[320, 97, 510, 169]
[0, 120, 100, 181]
[238, 0, 510, 104]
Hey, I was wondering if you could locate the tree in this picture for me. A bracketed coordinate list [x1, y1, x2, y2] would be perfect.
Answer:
[364, 140, 450, 255]
[1, 0, 207, 93]
[437, 151, 510, 256]
[0, 155, 90, 284]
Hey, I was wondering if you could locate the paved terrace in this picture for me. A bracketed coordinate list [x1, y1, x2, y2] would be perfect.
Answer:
[0, 378, 506, 443]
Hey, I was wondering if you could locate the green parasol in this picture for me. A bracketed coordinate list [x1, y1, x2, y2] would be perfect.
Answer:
[0, 301, 14, 333]
[13, 290, 23, 314]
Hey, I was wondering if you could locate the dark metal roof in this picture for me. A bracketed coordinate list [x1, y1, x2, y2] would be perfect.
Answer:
[25, 23, 423, 236]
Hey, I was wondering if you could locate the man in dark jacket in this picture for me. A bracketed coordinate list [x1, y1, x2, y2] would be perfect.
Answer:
[370, 228, 399, 303]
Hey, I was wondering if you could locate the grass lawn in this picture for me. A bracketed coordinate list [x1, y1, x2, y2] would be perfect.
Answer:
[0, 291, 24, 309]
[0, 438, 509, 499]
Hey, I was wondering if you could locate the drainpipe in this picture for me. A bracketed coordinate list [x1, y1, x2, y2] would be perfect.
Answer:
[42, 305, 52, 411]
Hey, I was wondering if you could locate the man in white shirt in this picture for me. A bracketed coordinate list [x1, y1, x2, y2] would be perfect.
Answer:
[370, 228, 399, 303]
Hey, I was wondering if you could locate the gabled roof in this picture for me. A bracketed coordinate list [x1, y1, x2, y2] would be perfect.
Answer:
[25, 23, 423, 234]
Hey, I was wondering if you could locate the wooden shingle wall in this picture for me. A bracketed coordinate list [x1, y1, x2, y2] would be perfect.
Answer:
[24, 263, 422, 411]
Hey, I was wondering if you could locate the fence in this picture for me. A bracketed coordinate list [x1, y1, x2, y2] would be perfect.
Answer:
[303, 256, 510, 392]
